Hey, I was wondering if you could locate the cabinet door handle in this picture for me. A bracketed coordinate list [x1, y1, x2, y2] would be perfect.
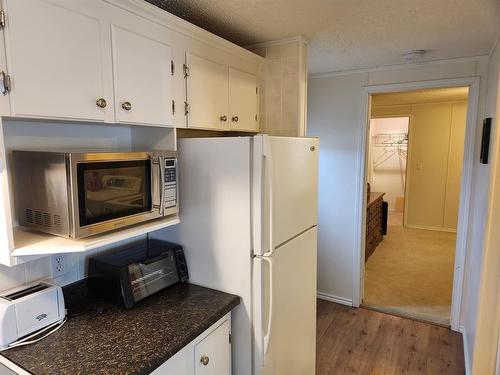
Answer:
[200, 355, 210, 366]
[122, 101, 132, 111]
[96, 98, 107, 108]
[220, 115, 227, 122]
[232, 116, 239, 122]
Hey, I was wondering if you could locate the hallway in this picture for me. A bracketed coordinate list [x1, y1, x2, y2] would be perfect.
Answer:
[316, 300, 465, 375]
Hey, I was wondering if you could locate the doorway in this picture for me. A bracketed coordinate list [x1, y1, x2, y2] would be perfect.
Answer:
[361, 86, 470, 326]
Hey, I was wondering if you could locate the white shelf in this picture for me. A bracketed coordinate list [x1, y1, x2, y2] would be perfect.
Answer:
[11, 215, 180, 257]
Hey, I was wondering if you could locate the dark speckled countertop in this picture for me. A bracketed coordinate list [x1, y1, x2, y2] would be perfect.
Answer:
[1, 283, 240, 375]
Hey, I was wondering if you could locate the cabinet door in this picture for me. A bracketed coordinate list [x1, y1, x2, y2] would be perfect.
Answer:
[186, 53, 229, 130]
[112, 26, 173, 126]
[229, 68, 259, 132]
[194, 320, 231, 375]
[3, 0, 108, 121]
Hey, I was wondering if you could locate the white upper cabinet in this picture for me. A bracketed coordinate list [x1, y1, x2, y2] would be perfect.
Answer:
[0, 0, 262, 129]
[186, 53, 229, 130]
[2, 0, 109, 121]
[111, 26, 173, 126]
[229, 68, 258, 132]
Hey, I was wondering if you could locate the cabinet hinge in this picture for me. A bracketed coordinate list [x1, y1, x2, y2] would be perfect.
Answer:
[170, 60, 175, 76]
[256, 87, 258, 95]
[184, 101, 189, 115]
[0, 10, 5, 30]
[183, 64, 190, 78]
[255, 114, 258, 121]
[0, 71, 11, 95]
[171, 99, 175, 115]
[229, 333, 232, 344]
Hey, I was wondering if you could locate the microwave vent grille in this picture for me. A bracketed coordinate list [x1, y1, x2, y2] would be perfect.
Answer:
[25, 208, 62, 230]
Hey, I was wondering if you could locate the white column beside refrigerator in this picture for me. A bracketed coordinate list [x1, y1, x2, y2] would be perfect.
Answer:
[163, 135, 318, 375]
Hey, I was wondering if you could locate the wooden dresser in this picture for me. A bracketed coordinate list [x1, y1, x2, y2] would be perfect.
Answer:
[366, 192, 385, 261]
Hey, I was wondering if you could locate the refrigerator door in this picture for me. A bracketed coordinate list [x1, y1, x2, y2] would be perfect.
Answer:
[253, 135, 319, 256]
[253, 226, 317, 375]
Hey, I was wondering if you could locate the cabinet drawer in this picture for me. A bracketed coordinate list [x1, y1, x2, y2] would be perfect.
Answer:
[194, 319, 231, 375]
[368, 199, 383, 221]
[367, 212, 383, 234]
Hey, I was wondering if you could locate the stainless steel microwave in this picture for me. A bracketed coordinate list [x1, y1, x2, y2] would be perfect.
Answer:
[12, 150, 178, 239]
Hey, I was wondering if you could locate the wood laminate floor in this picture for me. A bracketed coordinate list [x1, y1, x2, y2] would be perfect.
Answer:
[316, 300, 465, 375]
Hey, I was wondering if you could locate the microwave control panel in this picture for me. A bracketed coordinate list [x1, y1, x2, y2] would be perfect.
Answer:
[164, 158, 177, 210]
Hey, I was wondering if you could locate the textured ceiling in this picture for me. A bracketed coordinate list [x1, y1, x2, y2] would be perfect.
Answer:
[372, 87, 469, 107]
[145, 0, 500, 74]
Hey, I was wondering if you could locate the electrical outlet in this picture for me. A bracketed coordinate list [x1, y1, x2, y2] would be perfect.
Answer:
[51, 254, 67, 276]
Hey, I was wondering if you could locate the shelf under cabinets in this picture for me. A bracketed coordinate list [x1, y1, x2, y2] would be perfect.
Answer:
[11, 215, 179, 257]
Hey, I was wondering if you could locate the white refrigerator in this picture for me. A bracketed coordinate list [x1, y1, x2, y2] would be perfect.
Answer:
[162, 135, 318, 375]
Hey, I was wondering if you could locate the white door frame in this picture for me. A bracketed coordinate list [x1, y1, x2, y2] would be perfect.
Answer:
[353, 77, 481, 331]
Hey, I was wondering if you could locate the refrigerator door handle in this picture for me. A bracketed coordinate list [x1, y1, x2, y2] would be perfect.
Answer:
[262, 137, 274, 257]
[261, 255, 274, 364]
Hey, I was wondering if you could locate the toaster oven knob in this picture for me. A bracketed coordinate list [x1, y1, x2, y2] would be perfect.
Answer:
[96, 98, 107, 108]
[200, 355, 210, 366]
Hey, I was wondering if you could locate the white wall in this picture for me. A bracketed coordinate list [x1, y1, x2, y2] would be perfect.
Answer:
[464, 37, 500, 375]
[368, 117, 408, 211]
[308, 72, 368, 304]
[307, 56, 489, 309]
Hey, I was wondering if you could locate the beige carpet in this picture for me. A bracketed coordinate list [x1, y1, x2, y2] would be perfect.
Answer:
[364, 225, 456, 326]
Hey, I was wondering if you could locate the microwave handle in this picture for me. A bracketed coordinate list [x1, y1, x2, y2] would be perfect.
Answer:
[152, 157, 164, 214]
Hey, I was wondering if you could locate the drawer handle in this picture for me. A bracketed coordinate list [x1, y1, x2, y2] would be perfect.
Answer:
[200, 355, 210, 366]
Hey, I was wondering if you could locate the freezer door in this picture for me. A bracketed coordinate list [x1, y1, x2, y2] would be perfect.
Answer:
[253, 227, 317, 375]
[253, 135, 319, 256]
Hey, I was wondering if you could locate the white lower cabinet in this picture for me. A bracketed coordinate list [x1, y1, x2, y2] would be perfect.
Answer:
[151, 314, 231, 375]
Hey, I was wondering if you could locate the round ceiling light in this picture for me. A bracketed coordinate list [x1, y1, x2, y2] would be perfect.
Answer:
[402, 49, 427, 61]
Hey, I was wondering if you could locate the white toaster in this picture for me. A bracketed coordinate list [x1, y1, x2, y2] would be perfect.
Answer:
[0, 281, 65, 348]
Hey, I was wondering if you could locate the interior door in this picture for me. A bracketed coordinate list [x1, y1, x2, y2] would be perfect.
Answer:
[253, 227, 317, 375]
[267, 136, 319, 248]
[112, 25, 173, 126]
[229, 67, 258, 131]
[186, 53, 229, 130]
[3, 0, 108, 121]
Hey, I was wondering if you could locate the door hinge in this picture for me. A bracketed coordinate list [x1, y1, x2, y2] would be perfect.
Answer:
[171, 99, 175, 115]
[0, 10, 5, 30]
[170, 60, 175, 76]
[0, 71, 11, 95]
[184, 101, 189, 115]
[183, 64, 189, 78]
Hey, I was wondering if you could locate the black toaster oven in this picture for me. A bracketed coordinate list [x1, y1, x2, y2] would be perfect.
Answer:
[88, 239, 188, 309]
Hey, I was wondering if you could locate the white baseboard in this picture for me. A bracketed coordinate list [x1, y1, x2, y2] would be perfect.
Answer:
[317, 292, 353, 306]
[460, 327, 471, 375]
[405, 224, 457, 233]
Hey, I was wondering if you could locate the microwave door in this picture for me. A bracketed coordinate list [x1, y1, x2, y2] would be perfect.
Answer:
[73, 158, 156, 238]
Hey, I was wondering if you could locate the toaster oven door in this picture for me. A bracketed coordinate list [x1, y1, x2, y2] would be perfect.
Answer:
[70, 153, 164, 238]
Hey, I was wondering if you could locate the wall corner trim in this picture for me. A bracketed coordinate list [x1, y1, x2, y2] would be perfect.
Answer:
[317, 292, 353, 306]
[462, 328, 472, 375]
